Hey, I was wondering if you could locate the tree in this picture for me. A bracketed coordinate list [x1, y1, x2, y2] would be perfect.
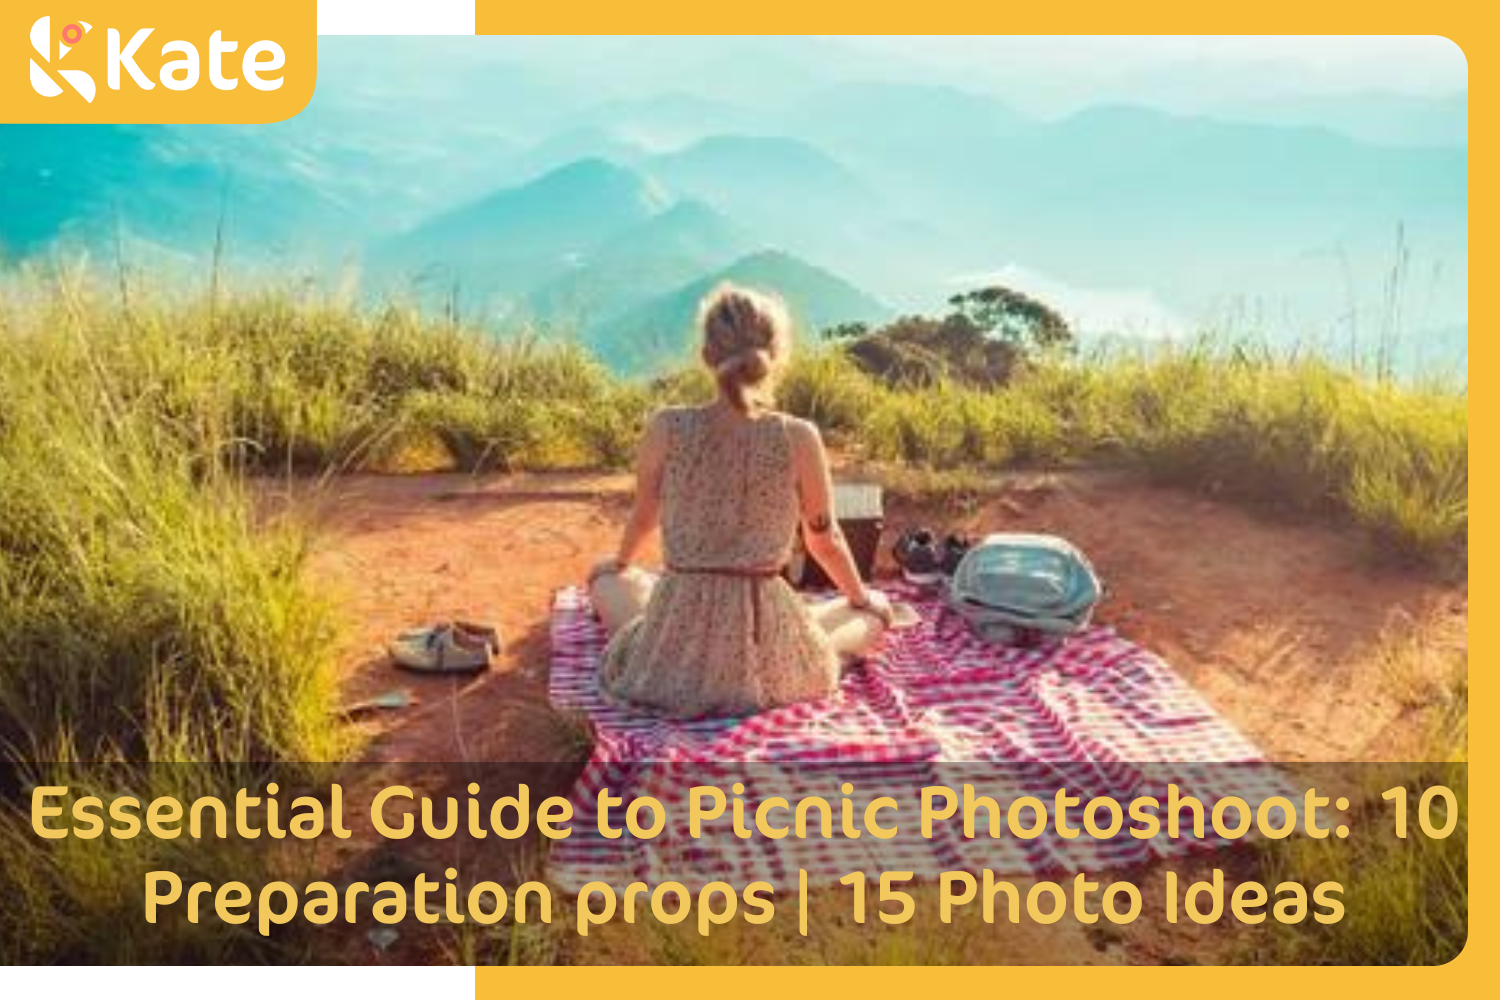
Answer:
[828, 284, 1072, 390]
[947, 286, 1074, 354]
[821, 321, 870, 342]
[842, 313, 1020, 389]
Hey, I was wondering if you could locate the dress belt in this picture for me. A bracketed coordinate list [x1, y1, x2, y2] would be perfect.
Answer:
[666, 564, 784, 646]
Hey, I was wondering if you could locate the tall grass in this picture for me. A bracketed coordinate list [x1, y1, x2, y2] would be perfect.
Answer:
[0, 293, 341, 763]
[0, 275, 1467, 757]
[1237, 762, 1467, 965]
[1234, 622, 1468, 967]
[0, 272, 1467, 963]
[0, 278, 352, 960]
[2, 277, 1464, 568]
[827, 347, 1467, 568]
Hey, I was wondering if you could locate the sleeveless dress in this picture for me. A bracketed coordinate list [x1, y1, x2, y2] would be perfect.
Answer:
[598, 406, 841, 717]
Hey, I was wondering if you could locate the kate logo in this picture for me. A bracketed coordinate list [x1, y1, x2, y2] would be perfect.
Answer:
[28, 15, 96, 102]
[7, 3, 315, 125]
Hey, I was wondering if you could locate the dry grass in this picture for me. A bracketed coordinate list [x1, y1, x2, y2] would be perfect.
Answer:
[0, 271, 1467, 963]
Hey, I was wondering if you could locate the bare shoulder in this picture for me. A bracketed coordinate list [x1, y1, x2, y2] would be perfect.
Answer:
[636, 407, 682, 457]
[779, 414, 826, 462]
[644, 405, 687, 436]
[650, 405, 689, 423]
[780, 413, 824, 446]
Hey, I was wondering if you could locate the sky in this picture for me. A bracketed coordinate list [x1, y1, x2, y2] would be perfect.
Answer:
[326, 35, 1467, 122]
[838, 36, 1467, 114]
[854, 35, 1466, 90]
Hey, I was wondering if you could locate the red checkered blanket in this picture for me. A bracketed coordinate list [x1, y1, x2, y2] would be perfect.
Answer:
[547, 586, 1275, 892]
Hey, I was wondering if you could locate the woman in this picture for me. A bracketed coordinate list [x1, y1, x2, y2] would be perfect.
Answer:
[588, 283, 896, 718]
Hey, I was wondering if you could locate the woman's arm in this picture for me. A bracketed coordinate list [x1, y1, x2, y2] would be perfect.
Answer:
[607, 410, 670, 571]
[789, 420, 891, 622]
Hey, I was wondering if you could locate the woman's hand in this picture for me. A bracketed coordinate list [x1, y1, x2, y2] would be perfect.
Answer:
[587, 557, 629, 586]
[849, 589, 896, 628]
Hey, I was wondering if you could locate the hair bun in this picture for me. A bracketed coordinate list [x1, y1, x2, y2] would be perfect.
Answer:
[740, 347, 772, 382]
[715, 347, 771, 383]
[699, 283, 790, 412]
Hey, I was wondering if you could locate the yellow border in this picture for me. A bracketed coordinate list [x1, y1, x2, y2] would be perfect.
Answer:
[474, 2, 1479, 37]
[469, 12, 1482, 995]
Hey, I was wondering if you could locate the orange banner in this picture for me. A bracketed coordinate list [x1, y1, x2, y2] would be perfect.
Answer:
[2, 0, 316, 123]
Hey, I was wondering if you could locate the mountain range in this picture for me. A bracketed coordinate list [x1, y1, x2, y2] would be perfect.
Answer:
[586, 250, 892, 375]
[0, 58, 1469, 377]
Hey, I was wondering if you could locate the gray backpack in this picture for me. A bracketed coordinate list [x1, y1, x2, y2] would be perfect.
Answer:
[947, 533, 1102, 644]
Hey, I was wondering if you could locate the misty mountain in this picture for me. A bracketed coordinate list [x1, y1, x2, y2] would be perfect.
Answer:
[781, 82, 1030, 159]
[369, 159, 672, 315]
[647, 135, 883, 222]
[642, 134, 917, 286]
[586, 249, 892, 375]
[566, 36, 899, 108]
[491, 127, 650, 190]
[563, 93, 765, 150]
[1209, 90, 1467, 148]
[521, 200, 756, 332]
[0, 36, 1467, 376]
[0, 124, 353, 263]
[806, 101, 1469, 289]
[1005, 105, 1466, 286]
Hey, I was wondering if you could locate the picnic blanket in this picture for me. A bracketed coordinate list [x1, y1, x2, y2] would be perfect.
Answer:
[547, 585, 1282, 892]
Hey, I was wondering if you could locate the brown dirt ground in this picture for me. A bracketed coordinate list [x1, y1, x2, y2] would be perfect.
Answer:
[272, 466, 1463, 766]
[260, 466, 1465, 965]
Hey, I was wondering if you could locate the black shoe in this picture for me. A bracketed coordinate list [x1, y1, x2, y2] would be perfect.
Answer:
[893, 527, 943, 585]
[940, 533, 972, 576]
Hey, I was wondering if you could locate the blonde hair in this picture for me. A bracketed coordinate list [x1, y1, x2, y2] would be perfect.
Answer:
[697, 283, 792, 413]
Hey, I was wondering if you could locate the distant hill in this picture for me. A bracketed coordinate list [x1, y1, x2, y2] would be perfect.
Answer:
[521, 199, 756, 332]
[644, 135, 890, 257]
[830, 102, 1467, 295]
[0, 124, 352, 262]
[782, 82, 1030, 161]
[642, 134, 921, 297]
[1010, 105, 1466, 284]
[563, 93, 764, 149]
[0, 125, 151, 256]
[1209, 90, 1467, 149]
[493, 127, 650, 189]
[0, 48, 1467, 376]
[586, 249, 892, 374]
[368, 158, 671, 315]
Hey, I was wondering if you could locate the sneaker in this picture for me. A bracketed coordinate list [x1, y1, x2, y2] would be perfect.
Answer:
[940, 534, 972, 576]
[398, 620, 500, 654]
[389, 624, 493, 674]
[893, 527, 944, 586]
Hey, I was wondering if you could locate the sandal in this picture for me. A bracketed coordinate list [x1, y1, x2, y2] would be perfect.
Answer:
[389, 623, 493, 674]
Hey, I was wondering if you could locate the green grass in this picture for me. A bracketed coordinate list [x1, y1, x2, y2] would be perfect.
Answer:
[1233, 626, 1468, 967]
[845, 347, 1466, 567]
[0, 276, 1466, 756]
[2, 278, 1464, 565]
[0, 272, 1467, 964]
[0, 312, 341, 764]
[1236, 762, 1467, 965]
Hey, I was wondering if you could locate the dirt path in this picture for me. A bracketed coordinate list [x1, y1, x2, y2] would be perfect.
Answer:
[277, 467, 1464, 765]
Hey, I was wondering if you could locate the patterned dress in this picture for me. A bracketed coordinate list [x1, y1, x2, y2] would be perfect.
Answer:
[599, 406, 841, 717]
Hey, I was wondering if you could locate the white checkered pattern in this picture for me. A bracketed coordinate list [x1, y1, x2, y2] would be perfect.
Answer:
[547, 586, 1281, 892]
